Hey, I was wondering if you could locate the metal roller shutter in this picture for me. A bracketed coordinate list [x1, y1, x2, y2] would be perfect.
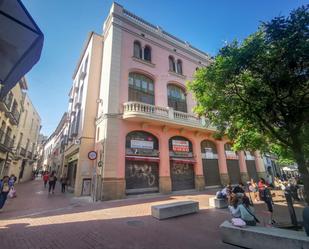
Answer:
[170, 162, 195, 191]
[227, 160, 241, 184]
[125, 160, 159, 194]
[246, 160, 258, 182]
[203, 159, 221, 186]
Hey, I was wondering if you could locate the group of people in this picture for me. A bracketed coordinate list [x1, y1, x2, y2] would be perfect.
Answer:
[217, 177, 275, 226]
[0, 174, 17, 211]
[43, 171, 68, 194]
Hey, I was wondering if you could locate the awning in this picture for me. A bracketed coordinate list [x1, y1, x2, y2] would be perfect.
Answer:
[170, 158, 196, 164]
[0, 0, 44, 98]
[125, 156, 160, 162]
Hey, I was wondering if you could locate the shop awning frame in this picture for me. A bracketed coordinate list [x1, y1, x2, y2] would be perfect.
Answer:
[170, 158, 196, 164]
[0, 0, 44, 98]
[125, 156, 160, 162]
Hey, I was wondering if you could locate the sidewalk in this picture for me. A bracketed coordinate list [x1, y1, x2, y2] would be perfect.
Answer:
[0, 179, 305, 249]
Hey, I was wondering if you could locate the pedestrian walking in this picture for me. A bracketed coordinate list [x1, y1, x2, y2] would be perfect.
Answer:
[0, 176, 11, 210]
[43, 172, 49, 188]
[60, 175, 67, 193]
[48, 171, 57, 194]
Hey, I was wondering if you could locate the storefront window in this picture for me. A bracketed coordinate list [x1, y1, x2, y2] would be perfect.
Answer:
[169, 136, 193, 158]
[126, 131, 159, 156]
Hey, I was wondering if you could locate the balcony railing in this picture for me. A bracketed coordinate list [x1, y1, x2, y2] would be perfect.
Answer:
[20, 147, 27, 157]
[123, 101, 216, 130]
[3, 93, 13, 110]
[0, 130, 14, 151]
[27, 151, 33, 159]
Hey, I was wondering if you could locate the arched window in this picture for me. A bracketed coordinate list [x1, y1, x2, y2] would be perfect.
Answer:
[224, 143, 238, 158]
[167, 84, 187, 112]
[133, 41, 142, 59]
[201, 140, 217, 154]
[126, 130, 159, 156]
[176, 59, 183, 74]
[169, 56, 176, 72]
[144, 45, 151, 62]
[128, 73, 154, 105]
[169, 136, 193, 157]
[224, 143, 233, 151]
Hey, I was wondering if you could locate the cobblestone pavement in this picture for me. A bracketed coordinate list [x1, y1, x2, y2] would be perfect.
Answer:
[0, 179, 305, 249]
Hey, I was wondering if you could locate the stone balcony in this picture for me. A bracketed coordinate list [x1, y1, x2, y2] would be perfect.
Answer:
[123, 101, 216, 131]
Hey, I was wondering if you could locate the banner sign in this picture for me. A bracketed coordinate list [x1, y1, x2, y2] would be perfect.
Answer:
[131, 140, 154, 150]
[172, 140, 189, 152]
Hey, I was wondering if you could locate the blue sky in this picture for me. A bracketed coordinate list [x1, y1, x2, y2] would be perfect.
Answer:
[22, 0, 307, 136]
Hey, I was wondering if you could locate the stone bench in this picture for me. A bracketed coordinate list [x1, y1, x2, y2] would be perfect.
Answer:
[151, 201, 199, 220]
[220, 220, 309, 249]
[209, 197, 228, 209]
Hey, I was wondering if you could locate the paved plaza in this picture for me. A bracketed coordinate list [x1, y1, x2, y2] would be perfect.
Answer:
[0, 179, 304, 249]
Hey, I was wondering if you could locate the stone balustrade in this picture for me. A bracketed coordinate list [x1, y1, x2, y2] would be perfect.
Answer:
[123, 101, 216, 131]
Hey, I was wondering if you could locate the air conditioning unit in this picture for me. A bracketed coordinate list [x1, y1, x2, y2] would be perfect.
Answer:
[74, 139, 80, 145]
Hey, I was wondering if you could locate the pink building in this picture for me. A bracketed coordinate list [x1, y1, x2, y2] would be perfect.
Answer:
[65, 3, 266, 199]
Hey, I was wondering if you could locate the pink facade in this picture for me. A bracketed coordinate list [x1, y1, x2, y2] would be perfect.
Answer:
[92, 3, 265, 200]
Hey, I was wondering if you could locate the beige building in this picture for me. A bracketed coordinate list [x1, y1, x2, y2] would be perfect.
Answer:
[0, 78, 41, 182]
[44, 113, 67, 177]
[0, 79, 26, 178]
[62, 32, 103, 195]
[11, 91, 41, 182]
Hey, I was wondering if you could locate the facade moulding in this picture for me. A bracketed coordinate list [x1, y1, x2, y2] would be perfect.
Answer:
[115, 10, 210, 60]
[111, 22, 210, 65]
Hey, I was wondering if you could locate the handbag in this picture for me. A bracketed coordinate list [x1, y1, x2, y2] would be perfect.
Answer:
[231, 218, 246, 227]
[8, 187, 16, 198]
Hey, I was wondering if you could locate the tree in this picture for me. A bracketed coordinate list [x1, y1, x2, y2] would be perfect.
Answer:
[188, 5, 309, 203]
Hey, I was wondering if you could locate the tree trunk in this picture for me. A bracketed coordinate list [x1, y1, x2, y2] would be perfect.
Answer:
[293, 149, 309, 205]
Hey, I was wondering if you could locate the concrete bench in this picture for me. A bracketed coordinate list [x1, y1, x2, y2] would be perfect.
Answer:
[220, 220, 309, 249]
[209, 197, 228, 209]
[151, 201, 199, 220]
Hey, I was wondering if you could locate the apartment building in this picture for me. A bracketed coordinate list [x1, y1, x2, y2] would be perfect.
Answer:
[35, 134, 48, 171]
[64, 3, 266, 199]
[49, 113, 67, 178]
[11, 93, 41, 181]
[0, 79, 26, 178]
[0, 78, 41, 181]
[62, 32, 103, 195]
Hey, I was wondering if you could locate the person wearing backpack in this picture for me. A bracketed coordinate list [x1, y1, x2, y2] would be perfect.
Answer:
[239, 196, 259, 226]
[0, 176, 11, 210]
[258, 177, 275, 224]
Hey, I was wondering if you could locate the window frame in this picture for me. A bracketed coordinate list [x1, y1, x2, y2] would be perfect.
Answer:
[133, 41, 142, 59]
[128, 73, 155, 105]
[167, 84, 187, 113]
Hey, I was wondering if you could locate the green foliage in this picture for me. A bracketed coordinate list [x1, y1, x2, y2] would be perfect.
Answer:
[188, 5, 309, 165]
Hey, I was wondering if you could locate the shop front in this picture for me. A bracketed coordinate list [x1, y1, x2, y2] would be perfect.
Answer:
[225, 143, 241, 184]
[169, 136, 195, 191]
[201, 140, 221, 186]
[67, 153, 78, 190]
[125, 131, 159, 194]
[245, 151, 258, 181]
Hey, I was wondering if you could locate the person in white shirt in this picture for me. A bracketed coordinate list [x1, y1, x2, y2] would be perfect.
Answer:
[228, 195, 241, 218]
